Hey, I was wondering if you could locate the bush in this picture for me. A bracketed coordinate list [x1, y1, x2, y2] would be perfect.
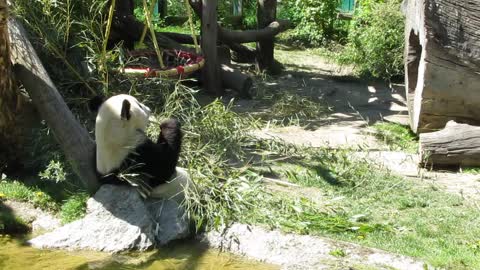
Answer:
[278, 0, 348, 46]
[339, 0, 404, 79]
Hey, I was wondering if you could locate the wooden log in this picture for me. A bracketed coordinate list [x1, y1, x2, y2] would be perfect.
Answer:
[404, 0, 480, 133]
[219, 20, 289, 44]
[9, 18, 99, 193]
[256, 0, 277, 73]
[420, 121, 480, 167]
[221, 64, 253, 98]
[189, 0, 290, 44]
[201, 0, 222, 95]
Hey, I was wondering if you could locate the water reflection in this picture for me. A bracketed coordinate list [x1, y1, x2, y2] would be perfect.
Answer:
[0, 235, 277, 270]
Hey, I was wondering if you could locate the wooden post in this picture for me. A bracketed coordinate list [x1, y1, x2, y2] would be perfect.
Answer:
[256, 0, 277, 74]
[201, 0, 222, 95]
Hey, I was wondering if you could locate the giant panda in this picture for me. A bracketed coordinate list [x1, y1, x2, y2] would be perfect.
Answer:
[89, 94, 191, 201]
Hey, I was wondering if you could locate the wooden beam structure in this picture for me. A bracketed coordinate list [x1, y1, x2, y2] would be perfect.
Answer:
[201, 0, 222, 95]
[256, 0, 277, 74]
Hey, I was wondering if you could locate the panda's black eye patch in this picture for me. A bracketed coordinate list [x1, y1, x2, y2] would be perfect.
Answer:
[121, 99, 131, 120]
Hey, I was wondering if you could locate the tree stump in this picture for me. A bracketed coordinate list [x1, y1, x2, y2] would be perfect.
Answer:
[420, 121, 480, 167]
[404, 0, 480, 133]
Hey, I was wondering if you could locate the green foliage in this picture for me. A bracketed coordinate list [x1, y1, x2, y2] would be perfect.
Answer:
[13, 0, 114, 93]
[278, 0, 348, 46]
[39, 160, 68, 183]
[339, 0, 405, 79]
[60, 193, 88, 224]
[0, 180, 58, 211]
[372, 122, 418, 153]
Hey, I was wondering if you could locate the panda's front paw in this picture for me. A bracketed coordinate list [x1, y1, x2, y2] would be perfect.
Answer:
[158, 118, 182, 145]
[160, 118, 181, 131]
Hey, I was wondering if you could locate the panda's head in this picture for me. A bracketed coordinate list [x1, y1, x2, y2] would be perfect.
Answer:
[90, 94, 152, 174]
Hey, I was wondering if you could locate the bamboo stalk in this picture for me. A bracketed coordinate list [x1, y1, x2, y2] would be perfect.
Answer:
[139, 0, 157, 45]
[143, 0, 164, 68]
[184, 0, 199, 53]
[101, 0, 116, 90]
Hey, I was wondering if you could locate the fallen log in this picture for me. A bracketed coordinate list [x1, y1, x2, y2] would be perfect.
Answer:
[9, 18, 99, 193]
[221, 64, 253, 98]
[419, 121, 480, 167]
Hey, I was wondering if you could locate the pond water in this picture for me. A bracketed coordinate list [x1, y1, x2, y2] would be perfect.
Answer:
[0, 235, 278, 270]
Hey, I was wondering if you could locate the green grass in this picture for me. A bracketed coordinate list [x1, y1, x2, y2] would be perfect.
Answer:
[0, 180, 89, 226]
[255, 145, 480, 269]
[60, 193, 89, 224]
[0, 180, 58, 211]
[372, 122, 418, 153]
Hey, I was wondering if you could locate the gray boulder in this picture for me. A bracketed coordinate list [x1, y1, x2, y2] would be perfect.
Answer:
[29, 185, 190, 253]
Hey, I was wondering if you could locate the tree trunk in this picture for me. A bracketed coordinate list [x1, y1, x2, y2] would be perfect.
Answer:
[420, 121, 480, 167]
[0, 0, 21, 173]
[404, 0, 480, 133]
[256, 0, 277, 74]
[9, 18, 99, 193]
[201, 0, 222, 95]
[158, 0, 167, 18]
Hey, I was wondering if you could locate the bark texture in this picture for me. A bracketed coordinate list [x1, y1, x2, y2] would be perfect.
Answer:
[404, 0, 480, 133]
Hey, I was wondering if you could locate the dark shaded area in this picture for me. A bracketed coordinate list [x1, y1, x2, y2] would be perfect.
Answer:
[0, 202, 30, 235]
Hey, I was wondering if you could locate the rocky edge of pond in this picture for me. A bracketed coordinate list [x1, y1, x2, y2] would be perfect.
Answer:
[28, 184, 190, 252]
[7, 185, 428, 269]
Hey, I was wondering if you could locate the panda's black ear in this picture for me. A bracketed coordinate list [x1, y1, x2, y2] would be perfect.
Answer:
[121, 99, 131, 120]
[88, 95, 105, 113]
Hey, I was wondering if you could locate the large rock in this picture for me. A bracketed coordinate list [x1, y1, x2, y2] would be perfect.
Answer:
[29, 185, 189, 253]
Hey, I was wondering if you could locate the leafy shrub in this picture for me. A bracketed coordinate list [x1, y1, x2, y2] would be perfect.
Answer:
[278, 0, 348, 46]
[39, 160, 67, 183]
[339, 0, 404, 79]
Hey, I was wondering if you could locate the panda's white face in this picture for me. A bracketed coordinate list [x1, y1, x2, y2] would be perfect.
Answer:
[95, 94, 152, 175]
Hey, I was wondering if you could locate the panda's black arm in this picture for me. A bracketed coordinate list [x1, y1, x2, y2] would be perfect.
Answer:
[134, 118, 182, 185]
